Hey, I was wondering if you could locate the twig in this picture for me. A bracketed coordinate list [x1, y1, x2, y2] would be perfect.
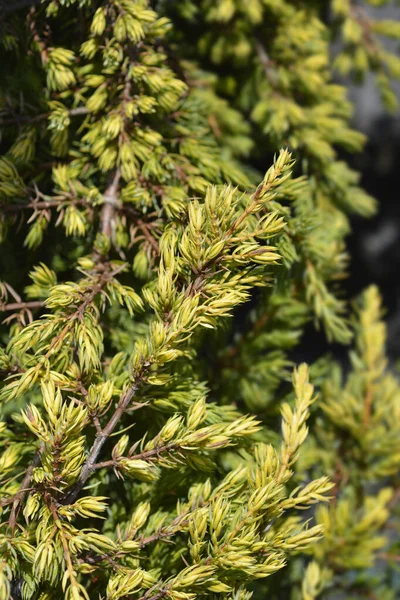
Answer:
[378, 552, 400, 563]
[0, 300, 44, 313]
[92, 440, 180, 470]
[350, 4, 377, 54]
[99, 169, 121, 239]
[136, 218, 160, 255]
[138, 499, 208, 549]
[1, 197, 88, 213]
[42, 268, 115, 360]
[1, 186, 161, 257]
[49, 501, 81, 593]
[362, 381, 373, 428]
[255, 40, 279, 87]
[96, 65, 133, 243]
[8, 443, 44, 531]
[225, 163, 282, 238]
[0, 106, 89, 127]
[60, 381, 143, 504]
[141, 589, 169, 600]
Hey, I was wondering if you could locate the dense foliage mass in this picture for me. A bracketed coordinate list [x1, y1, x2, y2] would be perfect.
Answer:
[0, 1, 399, 599]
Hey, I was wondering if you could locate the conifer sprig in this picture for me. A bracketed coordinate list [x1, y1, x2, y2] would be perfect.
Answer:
[0, 1, 399, 599]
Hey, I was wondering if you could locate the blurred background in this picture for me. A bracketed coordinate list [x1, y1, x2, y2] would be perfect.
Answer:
[308, 2, 400, 365]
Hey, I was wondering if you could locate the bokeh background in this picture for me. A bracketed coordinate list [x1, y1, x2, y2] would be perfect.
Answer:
[300, 2, 400, 366]
[345, 2, 400, 364]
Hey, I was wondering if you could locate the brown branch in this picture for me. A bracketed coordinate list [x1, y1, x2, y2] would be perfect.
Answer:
[49, 501, 80, 592]
[225, 166, 280, 238]
[0, 106, 89, 127]
[2, 196, 156, 230]
[138, 497, 209, 549]
[60, 380, 143, 504]
[0, 300, 44, 313]
[136, 218, 160, 255]
[2, 188, 161, 258]
[139, 521, 184, 549]
[99, 169, 121, 239]
[92, 440, 180, 470]
[0, 268, 127, 517]
[95, 65, 133, 242]
[362, 382, 373, 429]
[378, 552, 400, 563]
[1, 197, 88, 213]
[60, 282, 196, 504]
[141, 589, 169, 600]
[42, 269, 113, 360]
[350, 4, 377, 54]
[255, 40, 279, 87]
[95, 65, 132, 242]
[7, 443, 44, 531]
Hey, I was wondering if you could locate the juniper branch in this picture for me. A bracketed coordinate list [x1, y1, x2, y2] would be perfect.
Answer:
[61, 381, 143, 504]
[0, 106, 89, 127]
[99, 169, 121, 239]
[0, 300, 44, 313]
[92, 440, 182, 470]
[1, 198, 89, 213]
[7, 443, 44, 531]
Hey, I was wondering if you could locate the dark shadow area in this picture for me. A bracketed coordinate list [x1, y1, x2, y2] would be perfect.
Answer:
[346, 114, 400, 362]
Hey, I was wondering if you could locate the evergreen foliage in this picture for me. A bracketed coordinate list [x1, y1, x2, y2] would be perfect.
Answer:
[0, 1, 399, 599]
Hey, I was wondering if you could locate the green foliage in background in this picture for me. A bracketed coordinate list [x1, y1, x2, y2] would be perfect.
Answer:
[0, 1, 399, 599]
